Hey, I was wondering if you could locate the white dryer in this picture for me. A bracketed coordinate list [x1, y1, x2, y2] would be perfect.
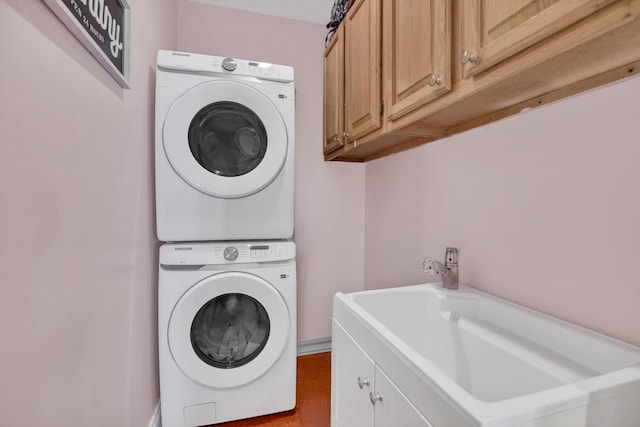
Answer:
[155, 50, 295, 242]
[158, 241, 297, 427]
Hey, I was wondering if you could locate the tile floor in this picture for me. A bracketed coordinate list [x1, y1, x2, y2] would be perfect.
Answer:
[215, 352, 331, 426]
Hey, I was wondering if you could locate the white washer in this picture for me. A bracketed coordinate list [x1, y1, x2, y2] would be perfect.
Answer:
[159, 241, 297, 427]
[155, 50, 295, 242]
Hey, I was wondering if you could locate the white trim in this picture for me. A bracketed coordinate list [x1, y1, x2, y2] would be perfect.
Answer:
[148, 401, 161, 427]
[297, 337, 332, 356]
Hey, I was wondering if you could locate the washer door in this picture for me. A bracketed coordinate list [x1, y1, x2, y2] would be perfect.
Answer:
[168, 272, 290, 388]
[163, 80, 288, 199]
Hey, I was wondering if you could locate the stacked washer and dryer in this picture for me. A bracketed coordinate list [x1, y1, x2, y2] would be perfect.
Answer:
[154, 50, 297, 427]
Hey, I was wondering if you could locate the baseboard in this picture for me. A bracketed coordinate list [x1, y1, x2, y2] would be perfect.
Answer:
[149, 401, 161, 427]
[297, 336, 331, 355]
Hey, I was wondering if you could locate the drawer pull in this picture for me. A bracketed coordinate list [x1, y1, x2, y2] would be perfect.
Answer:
[428, 74, 442, 86]
[357, 377, 370, 389]
[369, 392, 383, 405]
[461, 50, 478, 65]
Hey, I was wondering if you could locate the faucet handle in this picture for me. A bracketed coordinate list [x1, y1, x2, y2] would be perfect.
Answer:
[422, 257, 445, 275]
[422, 257, 436, 273]
[445, 247, 458, 267]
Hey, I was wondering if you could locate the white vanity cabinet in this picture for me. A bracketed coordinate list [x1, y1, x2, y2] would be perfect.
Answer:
[374, 366, 433, 427]
[331, 320, 375, 426]
[332, 320, 432, 427]
[333, 285, 640, 426]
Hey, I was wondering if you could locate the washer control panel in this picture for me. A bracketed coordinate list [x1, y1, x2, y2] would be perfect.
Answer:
[219, 244, 280, 262]
[160, 241, 296, 266]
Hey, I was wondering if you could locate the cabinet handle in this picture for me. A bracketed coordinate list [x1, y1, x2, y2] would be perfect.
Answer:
[357, 377, 370, 389]
[428, 74, 442, 87]
[461, 50, 478, 65]
[343, 131, 350, 139]
[369, 392, 383, 405]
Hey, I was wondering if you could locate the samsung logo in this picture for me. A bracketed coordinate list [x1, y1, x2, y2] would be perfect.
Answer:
[175, 247, 193, 251]
[172, 52, 190, 57]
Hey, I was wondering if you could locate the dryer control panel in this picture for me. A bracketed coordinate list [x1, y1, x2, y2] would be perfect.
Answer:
[157, 50, 294, 83]
[160, 241, 296, 266]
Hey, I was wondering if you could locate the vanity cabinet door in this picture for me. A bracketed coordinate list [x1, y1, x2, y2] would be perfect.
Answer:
[373, 366, 433, 427]
[332, 321, 375, 427]
[459, 0, 616, 78]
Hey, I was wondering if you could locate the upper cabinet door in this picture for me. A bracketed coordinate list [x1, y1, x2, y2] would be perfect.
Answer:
[344, 0, 382, 142]
[384, 0, 452, 122]
[460, 0, 616, 78]
[323, 25, 345, 156]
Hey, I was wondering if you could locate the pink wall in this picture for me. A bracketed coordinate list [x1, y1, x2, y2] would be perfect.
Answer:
[176, 0, 366, 341]
[10, 2, 633, 425]
[0, 1, 176, 425]
[365, 75, 640, 347]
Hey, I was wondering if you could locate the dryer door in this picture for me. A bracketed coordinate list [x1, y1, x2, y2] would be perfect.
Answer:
[163, 80, 288, 199]
[168, 272, 290, 388]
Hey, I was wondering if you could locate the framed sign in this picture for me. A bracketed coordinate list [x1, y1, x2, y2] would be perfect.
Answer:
[42, 0, 131, 88]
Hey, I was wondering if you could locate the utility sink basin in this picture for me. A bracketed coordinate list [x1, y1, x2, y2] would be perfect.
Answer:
[332, 283, 640, 426]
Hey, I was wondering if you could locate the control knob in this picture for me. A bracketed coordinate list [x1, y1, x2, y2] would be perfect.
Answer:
[223, 246, 239, 261]
[222, 57, 237, 72]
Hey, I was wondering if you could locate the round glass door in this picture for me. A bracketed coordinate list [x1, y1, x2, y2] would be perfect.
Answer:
[168, 272, 290, 388]
[188, 102, 268, 178]
[163, 80, 288, 199]
[190, 293, 270, 369]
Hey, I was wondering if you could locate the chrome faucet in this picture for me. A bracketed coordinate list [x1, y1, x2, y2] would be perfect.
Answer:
[422, 247, 459, 290]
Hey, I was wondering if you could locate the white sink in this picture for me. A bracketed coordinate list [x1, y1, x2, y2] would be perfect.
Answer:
[333, 283, 640, 426]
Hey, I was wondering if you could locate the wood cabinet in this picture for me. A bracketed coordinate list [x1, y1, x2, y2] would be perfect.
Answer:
[324, 0, 640, 161]
[323, 0, 452, 159]
[344, 0, 382, 141]
[323, 0, 382, 157]
[459, 0, 616, 77]
[383, 0, 451, 121]
[323, 25, 345, 155]
[332, 321, 433, 427]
